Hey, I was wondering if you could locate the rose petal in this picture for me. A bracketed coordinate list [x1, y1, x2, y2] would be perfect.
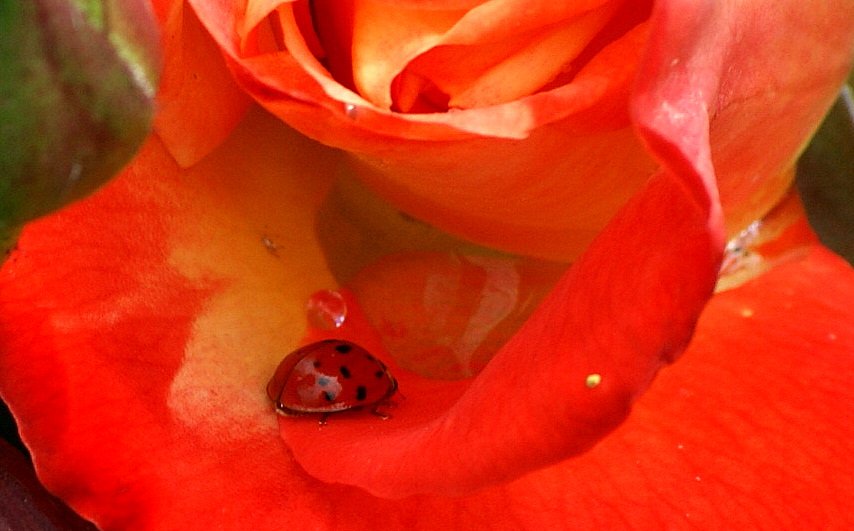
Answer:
[348, 1, 461, 109]
[191, 0, 646, 140]
[1, 1, 850, 527]
[345, 0, 621, 110]
[279, 160, 721, 497]
[0, 108, 342, 527]
[0, 141, 213, 525]
[2, 158, 851, 526]
[632, 1, 854, 236]
[188, 0, 665, 261]
[275, 7, 729, 484]
[608, 245, 853, 527]
[191, 0, 853, 260]
[151, 0, 251, 167]
[1, 105, 849, 526]
[254, 2, 656, 260]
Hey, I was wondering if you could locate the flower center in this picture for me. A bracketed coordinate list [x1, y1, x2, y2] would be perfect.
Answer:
[302, 0, 650, 112]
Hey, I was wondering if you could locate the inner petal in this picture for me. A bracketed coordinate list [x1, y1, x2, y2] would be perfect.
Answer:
[395, 2, 620, 111]
[345, 0, 624, 111]
[350, 1, 464, 109]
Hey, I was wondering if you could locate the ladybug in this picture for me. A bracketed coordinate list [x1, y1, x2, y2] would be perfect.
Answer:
[266, 339, 398, 421]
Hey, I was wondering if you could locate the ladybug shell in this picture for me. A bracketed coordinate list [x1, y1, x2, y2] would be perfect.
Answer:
[267, 339, 397, 416]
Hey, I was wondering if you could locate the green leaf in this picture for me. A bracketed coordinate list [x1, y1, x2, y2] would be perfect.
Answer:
[0, 0, 161, 254]
[797, 80, 854, 265]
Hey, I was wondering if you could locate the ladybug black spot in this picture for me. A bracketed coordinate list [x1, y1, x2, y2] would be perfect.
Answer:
[356, 386, 367, 401]
[365, 353, 376, 362]
[374, 370, 384, 379]
[339, 366, 351, 379]
[313, 360, 322, 368]
[323, 391, 336, 402]
[335, 343, 352, 354]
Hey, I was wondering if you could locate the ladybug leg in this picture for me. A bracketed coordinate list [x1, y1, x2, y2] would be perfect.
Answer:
[371, 392, 402, 419]
[371, 405, 391, 420]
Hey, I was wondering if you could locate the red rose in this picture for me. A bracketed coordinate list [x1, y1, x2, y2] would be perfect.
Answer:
[1, 0, 852, 528]
[188, 0, 851, 260]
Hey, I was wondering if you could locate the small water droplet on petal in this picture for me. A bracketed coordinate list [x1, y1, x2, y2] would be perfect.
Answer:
[344, 103, 358, 119]
[306, 289, 348, 330]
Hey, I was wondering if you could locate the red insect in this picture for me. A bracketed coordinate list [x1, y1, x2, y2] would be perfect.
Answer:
[266, 339, 398, 421]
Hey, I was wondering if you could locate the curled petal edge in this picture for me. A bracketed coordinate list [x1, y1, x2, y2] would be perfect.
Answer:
[280, 169, 723, 497]
[275, 0, 724, 498]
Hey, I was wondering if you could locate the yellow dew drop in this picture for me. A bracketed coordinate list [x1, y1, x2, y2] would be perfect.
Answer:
[585, 373, 602, 388]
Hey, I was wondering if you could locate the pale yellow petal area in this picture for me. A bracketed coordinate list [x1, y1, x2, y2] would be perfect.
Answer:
[164, 107, 343, 440]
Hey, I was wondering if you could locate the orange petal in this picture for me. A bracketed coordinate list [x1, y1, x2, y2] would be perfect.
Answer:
[153, 0, 251, 167]
[2, 167, 851, 524]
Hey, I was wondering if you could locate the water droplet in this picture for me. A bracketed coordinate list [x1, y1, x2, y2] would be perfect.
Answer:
[719, 221, 763, 278]
[344, 103, 358, 119]
[717, 191, 814, 292]
[306, 290, 348, 330]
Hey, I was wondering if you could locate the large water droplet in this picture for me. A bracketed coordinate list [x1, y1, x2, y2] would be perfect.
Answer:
[306, 289, 348, 330]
